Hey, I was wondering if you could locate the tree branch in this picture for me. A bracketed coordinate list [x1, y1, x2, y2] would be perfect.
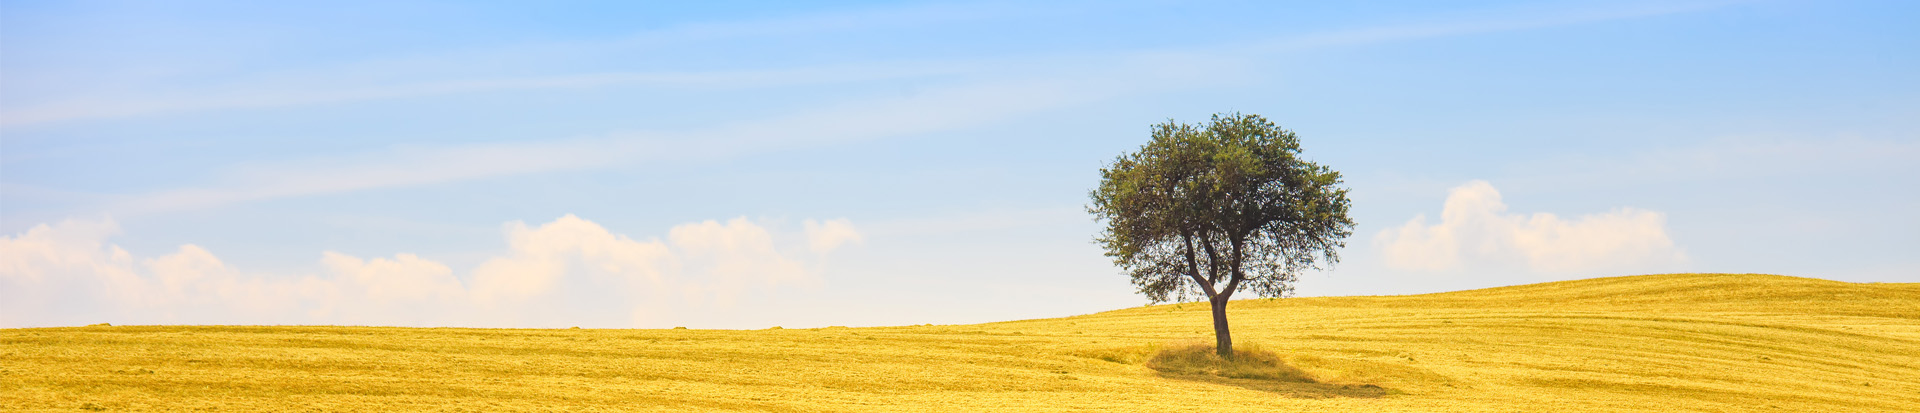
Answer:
[1200, 232, 1226, 299]
[1219, 236, 1246, 301]
[1181, 231, 1218, 299]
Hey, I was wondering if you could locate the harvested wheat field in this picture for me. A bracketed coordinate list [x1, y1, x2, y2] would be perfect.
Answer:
[5, 273, 1917, 412]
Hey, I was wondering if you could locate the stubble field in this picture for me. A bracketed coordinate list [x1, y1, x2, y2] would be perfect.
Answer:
[4, 273, 1917, 412]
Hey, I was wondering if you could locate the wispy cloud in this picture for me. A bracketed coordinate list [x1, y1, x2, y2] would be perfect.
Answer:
[1241, 0, 1745, 53]
[0, 63, 990, 127]
[1, 1, 1742, 127]
[1512, 137, 1920, 187]
[22, 1, 1749, 216]
[114, 138, 652, 215]
[0, 2, 1041, 127]
[103, 66, 1181, 215]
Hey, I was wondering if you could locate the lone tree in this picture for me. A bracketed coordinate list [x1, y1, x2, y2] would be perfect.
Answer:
[1089, 112, 1354, 359]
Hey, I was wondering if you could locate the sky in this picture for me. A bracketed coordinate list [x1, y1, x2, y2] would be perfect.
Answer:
[2, 0, 1915, 329]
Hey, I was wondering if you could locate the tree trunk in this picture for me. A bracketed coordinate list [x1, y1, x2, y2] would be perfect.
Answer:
[1210, 297, 1234, 359]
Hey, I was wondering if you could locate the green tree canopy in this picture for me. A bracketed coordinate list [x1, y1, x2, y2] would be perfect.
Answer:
[1089, 112, 1354, 358]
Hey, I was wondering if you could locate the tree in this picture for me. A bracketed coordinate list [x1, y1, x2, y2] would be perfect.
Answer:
[1089, 112, 1354, 359]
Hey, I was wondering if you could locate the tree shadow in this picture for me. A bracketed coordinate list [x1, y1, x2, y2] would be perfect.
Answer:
[1141, 344, 1392, 398]
[1153, 371, 1391, 398]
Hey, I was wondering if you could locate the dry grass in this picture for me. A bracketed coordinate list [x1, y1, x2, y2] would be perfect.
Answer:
[3, 273, 1917, 412]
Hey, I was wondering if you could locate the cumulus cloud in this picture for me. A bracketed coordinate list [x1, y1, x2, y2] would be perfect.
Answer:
[1376, 180, 1685, 276]
[324, 252, 462, 303]
[669, 218, 814, 303]
[0, 214, 860, 328]
[469, 215, 676, 303]
[0, 218, 131, 285]
[803, 218, 864, 254]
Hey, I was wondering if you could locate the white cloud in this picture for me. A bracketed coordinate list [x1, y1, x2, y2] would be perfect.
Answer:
[0, 214, 860, 328]
[1376, 180, 1686, 276]
[469, 215, 675, 303]
[0, 218, 129, 285]
[803, 218, 863, 254]
[0, 219, 337, 324]
[323, 252, 462, 303]
[669, 218, 817, 305]
[0, 219, 149, 311]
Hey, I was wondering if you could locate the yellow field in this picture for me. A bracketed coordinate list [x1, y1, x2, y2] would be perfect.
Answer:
[5, 273, 1917, 412]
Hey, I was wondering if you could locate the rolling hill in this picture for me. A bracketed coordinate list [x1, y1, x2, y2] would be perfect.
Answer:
[4, 273, 1916, 412]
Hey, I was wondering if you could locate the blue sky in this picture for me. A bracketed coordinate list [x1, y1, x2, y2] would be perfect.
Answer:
[3, 0, 1915, 329]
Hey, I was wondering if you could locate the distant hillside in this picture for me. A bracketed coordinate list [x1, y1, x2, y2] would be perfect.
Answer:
[5, 273, 1916, 412]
